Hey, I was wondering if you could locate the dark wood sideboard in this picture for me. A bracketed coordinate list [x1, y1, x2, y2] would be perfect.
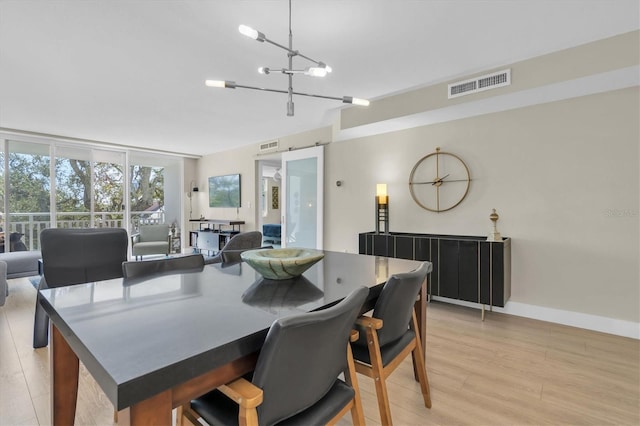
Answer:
[359, 232, 511, 316]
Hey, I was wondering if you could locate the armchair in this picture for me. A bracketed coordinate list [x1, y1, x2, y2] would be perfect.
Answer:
[131, 224, 171, 260]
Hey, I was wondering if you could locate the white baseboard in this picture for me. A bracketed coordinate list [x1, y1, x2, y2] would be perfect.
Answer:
[431, 296, 640, 339]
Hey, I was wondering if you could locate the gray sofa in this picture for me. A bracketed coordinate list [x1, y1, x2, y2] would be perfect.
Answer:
[0, 261, 7, 306]
[0, 250, 41, 306]
[0, 250, 41, 279]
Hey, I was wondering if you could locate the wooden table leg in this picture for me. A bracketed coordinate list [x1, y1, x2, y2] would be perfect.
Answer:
[117, 390, 173, 426]
[51, 324, 79, 426]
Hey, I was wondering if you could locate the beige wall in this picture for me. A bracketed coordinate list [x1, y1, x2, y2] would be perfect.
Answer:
[341, 31, 639, 130]
[327, 88, 639, 323]
[192, 144, 258, 232]
[193, 33, 639, 328]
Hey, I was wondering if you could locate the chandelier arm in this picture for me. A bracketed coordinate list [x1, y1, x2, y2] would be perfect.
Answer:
[261, 37, 323, 67]
[291, 51, 323, 67]
[260, 67, 315, 75]
[234, 84, 289, 95]
[232, 84, 351, 102]
[287, 27, 294, 117]
[290, 91, 343, 101]
[281, 69, 305, 74]
[263, 38, 296, 55]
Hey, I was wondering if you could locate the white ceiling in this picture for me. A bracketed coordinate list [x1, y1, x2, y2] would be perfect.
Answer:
[1, 1, 638, 157]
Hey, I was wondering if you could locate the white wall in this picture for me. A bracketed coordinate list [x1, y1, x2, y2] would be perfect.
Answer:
[163, 162, 181, 228]
[182, 157, 199, 242]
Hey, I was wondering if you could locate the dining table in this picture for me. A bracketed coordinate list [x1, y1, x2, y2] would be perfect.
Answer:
[39, 250, 430, 425]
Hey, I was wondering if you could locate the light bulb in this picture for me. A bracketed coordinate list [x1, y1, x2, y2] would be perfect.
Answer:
[205, 80, 236, 89]
[205, 80, 226, 88]
[238, 25, 259, 40]
[305, 67, 328, 77]
[351, 97, 370, 106]
[376, 183, 388, 205]
[343, 96, 370, 106]
[258, 67, 270, 75]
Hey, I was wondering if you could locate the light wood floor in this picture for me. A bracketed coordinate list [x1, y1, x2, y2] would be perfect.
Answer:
[1, 277, 638, 426]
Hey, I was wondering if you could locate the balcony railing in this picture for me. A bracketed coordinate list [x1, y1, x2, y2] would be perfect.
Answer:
[4, 211, 165, 251]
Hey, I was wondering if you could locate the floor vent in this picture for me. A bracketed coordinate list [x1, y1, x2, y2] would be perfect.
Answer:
[448, 69, 511, 99]
[259, 140, 279, 152]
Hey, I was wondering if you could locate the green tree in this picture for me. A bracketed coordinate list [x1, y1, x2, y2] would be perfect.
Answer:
[2, 153, 164, 219]
[94, 162, 124, 213]
[130, 165, 164, 212]
[57, 159, 90, 212]
[7, 153, 51, 213]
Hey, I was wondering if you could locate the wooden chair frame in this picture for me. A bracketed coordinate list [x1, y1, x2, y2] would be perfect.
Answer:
[354, 311, 431, 426]
[178, 331, 365, 426]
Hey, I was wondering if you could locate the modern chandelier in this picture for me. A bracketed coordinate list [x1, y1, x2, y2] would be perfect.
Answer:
[205, 0, 370, 116]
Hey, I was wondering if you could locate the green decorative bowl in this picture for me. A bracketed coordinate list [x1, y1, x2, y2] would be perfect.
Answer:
[241, 248, 325, 280]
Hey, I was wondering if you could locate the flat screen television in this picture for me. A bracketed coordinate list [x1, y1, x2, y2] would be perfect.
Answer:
[208, 174, 241, 207]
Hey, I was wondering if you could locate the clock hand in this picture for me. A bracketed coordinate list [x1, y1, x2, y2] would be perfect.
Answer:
[411, 178, 469, 185]
[431, 174, 450, 185]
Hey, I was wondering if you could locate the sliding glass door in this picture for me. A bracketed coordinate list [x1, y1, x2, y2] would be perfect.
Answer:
[0, 135, 185, 252]
[93, 150, 125, 228]
[7, 141, 51, 251]
[281, 146, 324, 249]
[128, 152, 182, 239]
[54, 146, 125, 229]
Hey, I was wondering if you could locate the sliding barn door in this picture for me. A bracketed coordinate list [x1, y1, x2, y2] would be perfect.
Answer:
[281, 146, 324, 249]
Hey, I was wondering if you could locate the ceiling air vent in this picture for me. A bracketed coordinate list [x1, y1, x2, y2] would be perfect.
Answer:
[259, 140, 279, 152]
[448, 69, 511, 99]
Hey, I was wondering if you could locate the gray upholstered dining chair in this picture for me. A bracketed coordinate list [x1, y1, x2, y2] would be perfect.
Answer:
[33, 228, 129, 348]
[130, 224, 170, 260]
[115, 253, 206, 422]
[179, 286, 370, 426]
[204, 231, 263, 265]
[122, 253, 205, 278]
[350, 262, 432, 425]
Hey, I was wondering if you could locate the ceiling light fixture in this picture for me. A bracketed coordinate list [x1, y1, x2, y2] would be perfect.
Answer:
[205, 0, 370, 116]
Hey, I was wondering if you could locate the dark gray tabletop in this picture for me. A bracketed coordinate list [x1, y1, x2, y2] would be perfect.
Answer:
[39, 250, 425, 410]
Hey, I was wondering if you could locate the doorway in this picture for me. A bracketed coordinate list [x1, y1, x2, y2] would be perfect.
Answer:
[256, 146, 324, 250]
[256, 158, 282, 248]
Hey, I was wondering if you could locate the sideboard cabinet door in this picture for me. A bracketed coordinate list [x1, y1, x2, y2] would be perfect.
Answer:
[373, 234, 394, 257]
[458, 240, 480, 303]
[438, 240, 459, 300]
